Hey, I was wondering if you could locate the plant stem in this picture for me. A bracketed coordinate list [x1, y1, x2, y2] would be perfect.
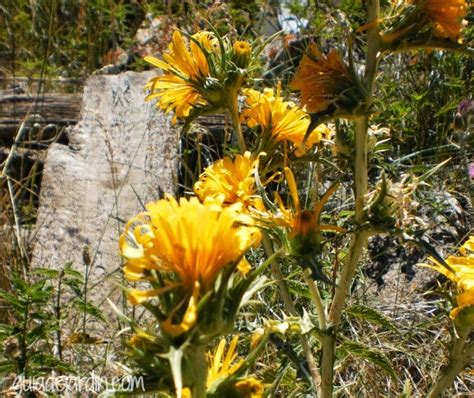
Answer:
[55, 271, 64, 362]
[320, 332, 335, 398]
[428, 329, 473, 397]
[227, 90, 246, 153]
[321, 115, 371, 398]
[364, 0, 381, 96]
[186, 345, 208, 398]
[303, 269, 327, 330]
[320, 0, 380, 394]
[262, 235, 321, 390]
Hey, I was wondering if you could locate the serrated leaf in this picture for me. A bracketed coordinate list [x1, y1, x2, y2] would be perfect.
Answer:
[63, 263, 84, 281]
[346, 304, 396, 332]
[34, 267, 62, 279]
[64, 279, 83, 296]
[0, 324, 14, 338]
[28, 352, 75, 373]
[0, 360, 15, 373]
[0, 288, 23, 313]
[73, 299, 106, 322]
[341, 340, 396, 380]
[287, 280, 312, 300]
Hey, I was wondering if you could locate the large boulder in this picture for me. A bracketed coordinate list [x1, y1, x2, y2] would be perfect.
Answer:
[31, 71, 177, 307]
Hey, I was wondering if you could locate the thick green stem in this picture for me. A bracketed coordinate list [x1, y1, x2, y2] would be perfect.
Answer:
[329, 230, 369, 326]
[320, 0, 380, 392]
[328, 116, 370, 326]
[186, 345, 208, 398]
[428, 330, 473, 398]
[321, 333, 335, 398]
[303, 269, 327, 330]
[364, 0, 381, 96]
[321, 116, 370, 397]
[227, 90, 246, 153]
[262, 235, 321, 390]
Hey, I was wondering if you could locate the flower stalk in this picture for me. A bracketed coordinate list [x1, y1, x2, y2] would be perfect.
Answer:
[262, 235, 321, 390]
[303, 269, 327, 331]
[227, 89, 247, 153]
[320, 1, 380, 396]
[184, 345, 208, 398]
[428, 327, 474, 397]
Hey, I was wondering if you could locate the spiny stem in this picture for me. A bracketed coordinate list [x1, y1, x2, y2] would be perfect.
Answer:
[187, 345, 208, 398]
[320, 0, 380, 395]
[320, 332, 335, 398]
[262, 235, 321, 391]
[303, 269, 327, 331]
[227, 90, 246, 153]
[428, 329, 473, 398]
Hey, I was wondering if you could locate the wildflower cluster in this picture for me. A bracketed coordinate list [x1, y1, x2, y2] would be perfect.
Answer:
[116, 3, 471, 395]
[145, 30, 254, 125]
[381, 0, 468, 46]
[290, 44, 364, 116]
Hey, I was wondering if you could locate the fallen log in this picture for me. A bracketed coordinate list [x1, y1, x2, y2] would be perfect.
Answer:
[0, 93, 82, 140]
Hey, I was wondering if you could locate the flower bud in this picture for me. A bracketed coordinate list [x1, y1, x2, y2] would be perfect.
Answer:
[232, 41, 252, 68]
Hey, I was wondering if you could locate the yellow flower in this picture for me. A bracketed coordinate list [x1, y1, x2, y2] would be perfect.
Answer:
[381, 0, 468, 44]
[161, 282, 200, 337]
[233, 41, 252, 58]
[234, 377, 264, 398]
[207, 336, 242, 385]
[232, 41, 252, 68]
[194, 151, 264, 212]
[241, 87, 331, 156]
[460, 236, 474, 256]
[419, 0, 467, 41]
[144, 31, 218, 124]
[422, 236, 474, 319]
[207, 336, 264, 397]
[182, 388, 192, 398]
[273, 167, 343, 238]
[120, 195, 261, 296]
[290, 44, 353, 114]
[128, 329, 156, 348]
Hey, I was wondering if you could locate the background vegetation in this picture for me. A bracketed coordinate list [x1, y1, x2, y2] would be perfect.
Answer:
[0, 0, 472, 396]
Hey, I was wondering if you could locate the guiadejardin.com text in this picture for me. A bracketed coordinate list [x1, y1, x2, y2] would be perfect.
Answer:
[6, 373, 145, 395]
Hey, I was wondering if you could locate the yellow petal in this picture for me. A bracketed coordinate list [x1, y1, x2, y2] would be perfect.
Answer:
[161, 282, 199, 337]
[283, 167, 300, 212]
[237, 257, 251, 275]
[127, 283, 179, 305]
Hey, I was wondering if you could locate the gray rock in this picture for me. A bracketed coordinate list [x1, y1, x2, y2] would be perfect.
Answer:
[31, 71, 177, 310]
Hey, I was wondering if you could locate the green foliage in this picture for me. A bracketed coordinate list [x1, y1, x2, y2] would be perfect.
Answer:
[375, 51, 473, 155]
[0, 274, 65, 376]
[340, 340, 397, 380]
[346, 304, 397, 332]
[0, 262, 105, 380]
[0, 0, 144, 77]
[0, 1, 473, 396]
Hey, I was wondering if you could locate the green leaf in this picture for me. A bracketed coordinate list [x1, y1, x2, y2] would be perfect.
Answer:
[346, 305, 396, 332]
[34, 267, 61, 279]
[28, 352, 75, 374]
[63, 262, 84, 281]
[434, 99, 458, 117]
[64, 279, 83, 297]
[0, 288, 23, 313]
[287, 280, 312, 300]
[340, 340, 396, 380]
[0, 324, 14, 338]
[72, 299, 106, 322]
[0, 360, 15, 374]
